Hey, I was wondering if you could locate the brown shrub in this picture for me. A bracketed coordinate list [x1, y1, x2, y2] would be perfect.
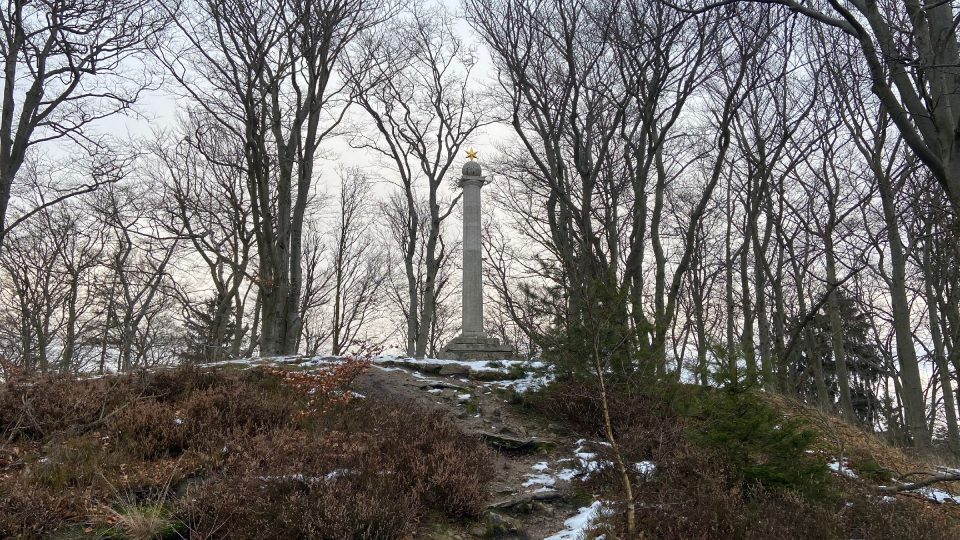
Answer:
[177, 400, 494, 538]
[0, 478, 80, 538]
[838, 483, 960, 540]
[599, 440, 959, 540]
[179, 471, 417, 539]
[0, 376, 137, 441]
[1, 368, 493, 538]
[345, 401, 493, 517]
[111, 400, 188, 459]
[106, 369, 298, 459]
[126, 366, 230, 402]
[180, 380, 298, 444]
[265, 356, 371, 415]
[532, 380, 960, 539]
[28, 435, 111, 490]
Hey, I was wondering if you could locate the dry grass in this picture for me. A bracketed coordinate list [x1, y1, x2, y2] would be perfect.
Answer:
[109, 503, 180, 540]
[763, 392, 959, 481]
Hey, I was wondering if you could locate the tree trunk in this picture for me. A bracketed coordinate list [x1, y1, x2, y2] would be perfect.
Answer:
[740, 240, 757, 385]
[725, 183, 737, 384]
[824, 232, 856, 423]
[926, 248, 958, 451]
[795, 270, 829, 409]
[61, 278, 79, 372]
[875, 166, 931, 446]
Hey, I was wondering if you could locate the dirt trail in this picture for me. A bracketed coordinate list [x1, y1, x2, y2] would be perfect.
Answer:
[354, 364, 592, 539]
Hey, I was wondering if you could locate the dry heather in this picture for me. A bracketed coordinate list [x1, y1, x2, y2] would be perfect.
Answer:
[0, 366, 494, 539]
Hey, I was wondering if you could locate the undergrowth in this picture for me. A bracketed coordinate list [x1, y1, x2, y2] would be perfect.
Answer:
[0, 366, 493, 539]
[521, 377, 960, 539]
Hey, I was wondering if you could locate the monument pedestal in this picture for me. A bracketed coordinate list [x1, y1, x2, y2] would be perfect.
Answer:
[442, 333, 515, 361]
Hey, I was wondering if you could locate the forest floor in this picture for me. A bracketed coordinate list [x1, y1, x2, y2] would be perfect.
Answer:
[207, 354, 619, 537]
[0, 354, 612, 539]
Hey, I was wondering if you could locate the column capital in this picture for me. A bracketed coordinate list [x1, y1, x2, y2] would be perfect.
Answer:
[458, 174, 487, 189]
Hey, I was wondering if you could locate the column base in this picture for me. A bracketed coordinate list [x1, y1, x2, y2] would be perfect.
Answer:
[441, 333, 516, 361]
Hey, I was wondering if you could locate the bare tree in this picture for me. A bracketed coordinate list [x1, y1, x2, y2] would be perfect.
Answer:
[150, 113, 256, 361]
[158, 0, 388, 355]
[379, 190, 458, 357]
[469, 0, 768, 380]
[92, 181, 182, 372]
[297, 221, 334, 356]
[824, 37, 934, 444]
[681, 0, 960, 215]
[327, 170, 387, 355]
[0, 0, 167, 245]
[0, 209, 72, 373]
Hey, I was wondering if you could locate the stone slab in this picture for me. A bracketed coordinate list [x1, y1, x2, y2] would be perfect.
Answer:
[441, 333, 516, 361]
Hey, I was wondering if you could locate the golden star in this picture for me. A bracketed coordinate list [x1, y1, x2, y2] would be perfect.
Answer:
[466, 148, 478, 161]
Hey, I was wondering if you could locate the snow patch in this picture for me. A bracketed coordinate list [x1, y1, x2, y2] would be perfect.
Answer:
[523, 462, 557, 488]
[635, 461, 656, 477]
[545, 501, 610, 540]
[523, 473, 557, 488]
[919, 487, 960, 504]
[374, 355, 525, 373]
[573, 440, 605, 478]
[487, 369, 555, 394]
[827, 459, 858, 479]
[258, 469, 351, 485]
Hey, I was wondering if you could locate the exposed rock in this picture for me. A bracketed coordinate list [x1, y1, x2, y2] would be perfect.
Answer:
[439, 363, 472, 376]
[483, 511, 527, 539]
[470, 369, 519, 381]
[488, 490, 564, 512]
[420, 381, 467, 391]
[479, 432, 556, 453]
[442, 334, 516, 362]
[353, 359, 576, 538]
[378, 358, 437, 373]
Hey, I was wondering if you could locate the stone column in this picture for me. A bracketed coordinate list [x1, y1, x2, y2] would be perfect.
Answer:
[461, 174, 484, 337]
[441, 154, 515, 361]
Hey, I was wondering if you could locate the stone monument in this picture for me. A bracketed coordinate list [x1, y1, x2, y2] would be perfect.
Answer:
[441, 149, 515, 361]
